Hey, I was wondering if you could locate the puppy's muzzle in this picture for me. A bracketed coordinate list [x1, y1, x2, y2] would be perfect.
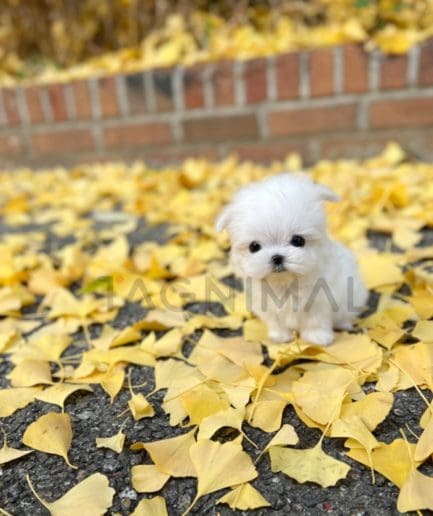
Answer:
[271, 254, 286, 272]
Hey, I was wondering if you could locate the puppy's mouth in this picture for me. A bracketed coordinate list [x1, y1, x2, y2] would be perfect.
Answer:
[272, 263, 287, 273]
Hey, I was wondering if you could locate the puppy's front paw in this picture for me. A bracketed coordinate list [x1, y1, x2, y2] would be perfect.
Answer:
[268, 328, 294, 343]
[301, 328, 334, 347]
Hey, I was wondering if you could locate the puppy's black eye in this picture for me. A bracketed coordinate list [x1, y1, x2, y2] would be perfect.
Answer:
[291, 235, 305, 247]
[249, 241, 261, 253]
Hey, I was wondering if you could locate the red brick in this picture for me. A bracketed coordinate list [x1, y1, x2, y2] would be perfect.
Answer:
[268, 104, 356, 136]
[381, 55, 407, 89]
[371, 97, 433, 128]
[24, 86, 44, 123]
[153, 69, 175, 112]
[227, 140, 307, 163]
[310, 49, 334, 97]
[183, 114, 258, 142]
[320, 134, 394, 160]
[145, 146, 219, 165]
[124, 73, 146, 115]
[98, 77, 119, 118]
[47, 84, 68, 121]
[419, 39, 433, 86]
[213, 61, 235, 107]
[276, 53, 299, 100]
[245, 58, 267, 104]
[343, 45, 369, 93]
[2, 89, 21, 125]
[104, 122, 172, 148]
[183, 65, 206, 110]
[0, 134, 22, 156]
[32, 129, 94, 154]
[72, 80, 92, 119]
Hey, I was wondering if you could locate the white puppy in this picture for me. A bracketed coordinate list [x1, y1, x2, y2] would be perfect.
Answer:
[216, 173, 368, 346]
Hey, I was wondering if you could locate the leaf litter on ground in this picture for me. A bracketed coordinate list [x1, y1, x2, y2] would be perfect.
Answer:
[0, 142, 433, 512]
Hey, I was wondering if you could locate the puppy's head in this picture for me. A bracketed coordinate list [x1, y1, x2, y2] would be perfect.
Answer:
[216, 173, 339, 281]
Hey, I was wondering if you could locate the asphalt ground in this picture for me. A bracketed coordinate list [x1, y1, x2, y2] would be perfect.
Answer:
[1, 221, 432, 516]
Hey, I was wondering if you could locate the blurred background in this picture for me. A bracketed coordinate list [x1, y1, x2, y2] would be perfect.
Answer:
[1, 0, 433, 167]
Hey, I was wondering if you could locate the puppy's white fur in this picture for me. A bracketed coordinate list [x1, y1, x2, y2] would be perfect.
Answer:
[216, 173, 368, 346]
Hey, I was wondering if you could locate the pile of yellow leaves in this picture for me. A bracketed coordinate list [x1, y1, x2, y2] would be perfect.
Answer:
[2, 0, 433, 85]
[1, 142, 433, 513]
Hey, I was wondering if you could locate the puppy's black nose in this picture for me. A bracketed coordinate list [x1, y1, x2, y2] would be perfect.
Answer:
[271, 254, 284, 266]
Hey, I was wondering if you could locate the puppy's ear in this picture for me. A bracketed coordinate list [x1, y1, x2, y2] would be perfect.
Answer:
[215, 204, 233, 232]
[314, 183, 340, 203]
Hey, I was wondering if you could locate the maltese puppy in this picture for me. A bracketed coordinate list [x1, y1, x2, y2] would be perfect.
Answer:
[216, 173, 368, 346]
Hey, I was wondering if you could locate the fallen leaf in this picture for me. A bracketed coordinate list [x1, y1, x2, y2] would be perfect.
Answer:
[412, 320, 433, 343]
[217, 483, 270, 510]
[347, 438, 420, 488]
[22, 412, 75, 468]
[181, 383, 230, 425]
[131, 464, 170, 493]
[246, 400, 287, 432]
[96, 430, 125, 454]
[131, 496, 168, 516]
[264, 424, 299, 450]
[0, 428, 32, 465]
[131, 429, 196, 477]
[128, 393, 155, 420]
[187, 439, 258, 512]
[270, 442, 350, 487]
[35, 384, 93, 409]
[9, 360, 52, 387]
[398, 468, 433, 512]
[0, 387, 42, 417]
[27, 472, 114, 516]
[197, 407, 244, 440]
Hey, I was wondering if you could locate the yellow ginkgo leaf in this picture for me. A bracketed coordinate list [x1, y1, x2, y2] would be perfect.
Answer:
[330, 416, 379, 479]
[368, 315, 405, 349]
[24, 333, 72, 362]
[217, 483, 270, 510]
[346, 438, 420, 488]
[139, 309, 186, 330]
[141, 328, 183, 357]
[339, 392, 393, 431]
[397, 468, 433, 512]
[101, 365, 125, 403]
[22, 412, 75, 468]
[243, 318, 268, 342]
[292, 367, 355, 425]
[0, 387, 42, 417]
[181, 384, 230, 425]
[186, 439, 258, 512]
[357, 252, 403, 290]
[270, 442, 350, 488]
[131, 496, 168, 516]
[184, 314, 243, 333]
[412, 320, 433, 343]
[0, 428, 32, 465]
[265, 424, 299, 450]
[96, 430, 125, 454]
[131, 464, 170, 493]
[35, 384, 93, 409]
[415, 416, 433, 462]
[197, 407, 244, 440]
[128, 393, 154, 420]
[27, 473, 114, 516]
[130, 429, 196, 477]
[246, 400, 287, 432]
[91, 325, 141, 350]
[9, 360, 52, 387]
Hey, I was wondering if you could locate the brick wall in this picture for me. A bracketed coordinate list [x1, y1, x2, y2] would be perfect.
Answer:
[1, 39, 433, 168]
